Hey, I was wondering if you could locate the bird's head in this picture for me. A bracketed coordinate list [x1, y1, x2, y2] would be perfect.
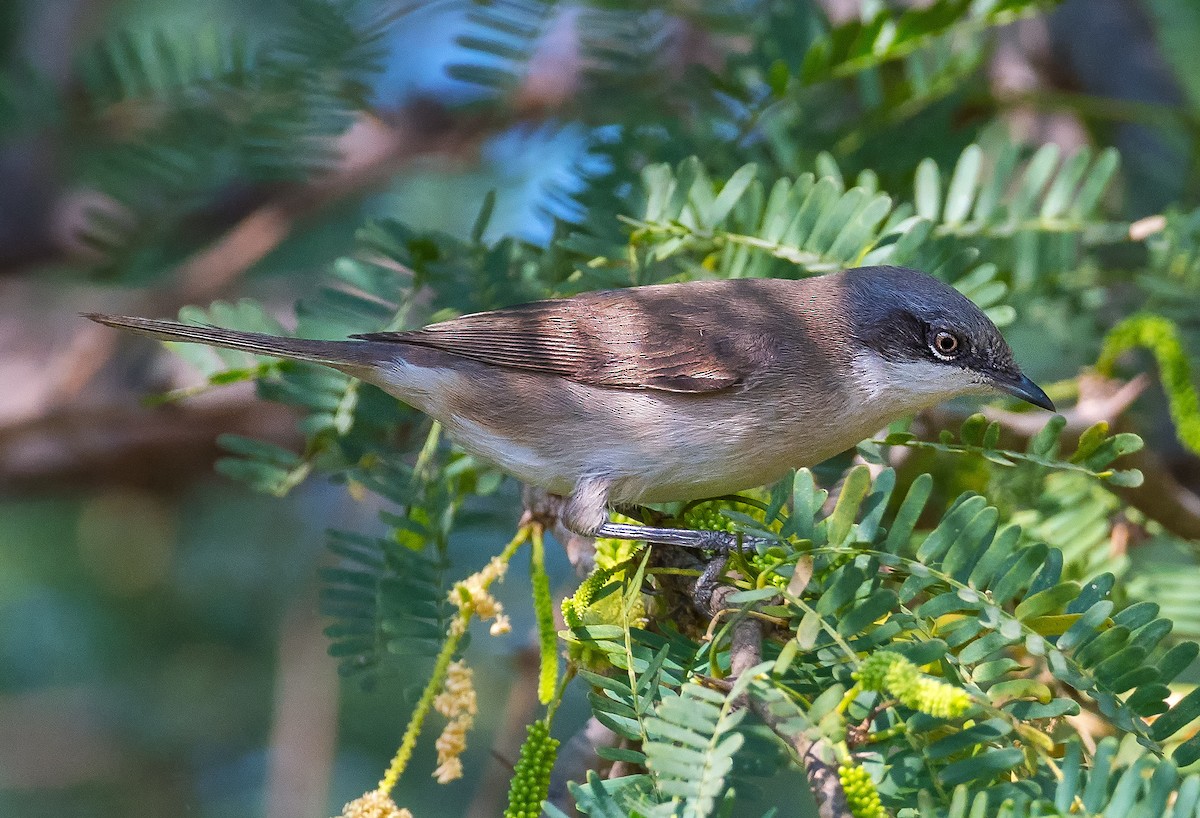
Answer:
[839, 266, 1054, 412]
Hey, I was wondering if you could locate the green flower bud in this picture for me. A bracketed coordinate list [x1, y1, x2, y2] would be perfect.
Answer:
[853, 651, 907, 692]
[562, 566, 617, 628]
[854, 650, 971, 719]
[682, 502, 738, 533]
[504, 721, 560, 818]
[838, 763, 887, 818]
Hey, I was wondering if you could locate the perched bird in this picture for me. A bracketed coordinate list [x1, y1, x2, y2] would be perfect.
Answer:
[88, 265, 1053, 549]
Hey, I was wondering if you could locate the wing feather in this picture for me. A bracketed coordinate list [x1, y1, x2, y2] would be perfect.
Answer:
[354, 281, 794, 393]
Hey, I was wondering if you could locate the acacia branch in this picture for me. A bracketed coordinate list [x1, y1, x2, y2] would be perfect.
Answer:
[703, 583, 852, 818]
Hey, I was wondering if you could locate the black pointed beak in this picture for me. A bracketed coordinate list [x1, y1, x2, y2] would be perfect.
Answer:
[994, 372, 1055, 411]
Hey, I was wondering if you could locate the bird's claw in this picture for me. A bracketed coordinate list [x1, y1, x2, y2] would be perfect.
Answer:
[693, 555, 728, 616]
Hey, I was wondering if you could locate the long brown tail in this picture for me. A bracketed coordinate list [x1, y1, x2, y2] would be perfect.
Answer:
[84, 313, 387, 369]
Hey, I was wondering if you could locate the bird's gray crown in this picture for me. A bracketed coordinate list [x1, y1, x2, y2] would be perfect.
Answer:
[840, 265, 1018, 378]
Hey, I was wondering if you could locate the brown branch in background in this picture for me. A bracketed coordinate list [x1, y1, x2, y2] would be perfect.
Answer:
[39, 99, 488, 409]
[30, 0, 636, 413]
[971, 373, 1150, 438]
[0, 389, 298, 493]
[1118, 448, 1200, 541]
[264, 589, 340, 818]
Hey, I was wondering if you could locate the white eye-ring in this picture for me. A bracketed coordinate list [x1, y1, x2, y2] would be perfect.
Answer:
[931, 331, 962, 360]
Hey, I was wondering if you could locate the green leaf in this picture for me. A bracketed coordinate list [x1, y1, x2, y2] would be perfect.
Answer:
[958, 629, 1017, 665]
[885, 473, 933, 554]
[838, 590, 899, 636]
[989, 543, 1049, 606]
[1151, 685, 1200, 742]
[1058, 600, 1114, 651]
[1158, 642, 1199, 683]
[926, 718, 1011, 759]
[1014, 581, 1081, 621]
[828, 465, 873, 544]
[1071, 147, 1120, 218]
[1176, 736, 1200, 768]
[937, 747, 1024, 786]
[710, 164, 759, 224]
[470, 189, 497, 244]
[1005, 697, 1079, 720]
[915, 158, 941, 221]
[944, 144, 982, 225]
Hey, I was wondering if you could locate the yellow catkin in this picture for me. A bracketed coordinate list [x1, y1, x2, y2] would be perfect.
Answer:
[853, 650, 971, 719]
[379, 625, 463, 793]
[432, 660, 478, 783]
[449, 555, 511, 636]
[378, 528, 530, 795]
[562, 565, 617, 628]
[338, 788, 414, 818]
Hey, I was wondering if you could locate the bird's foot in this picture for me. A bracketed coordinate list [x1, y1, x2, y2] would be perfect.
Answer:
[563, 476, 774, 553]
[593, 521, 772, 553]
[693, 555, 729, 616]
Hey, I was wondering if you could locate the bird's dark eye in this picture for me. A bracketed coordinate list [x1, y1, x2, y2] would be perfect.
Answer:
[930, 331, 962, 360]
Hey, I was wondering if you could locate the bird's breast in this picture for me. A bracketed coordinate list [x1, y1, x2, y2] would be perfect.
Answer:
[371, 352, 881, 503]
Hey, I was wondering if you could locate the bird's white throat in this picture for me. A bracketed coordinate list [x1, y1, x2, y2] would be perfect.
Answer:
[850, 352, 991, 413]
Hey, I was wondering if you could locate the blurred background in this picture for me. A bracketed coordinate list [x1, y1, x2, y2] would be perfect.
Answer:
[2, 0, 1200, 816]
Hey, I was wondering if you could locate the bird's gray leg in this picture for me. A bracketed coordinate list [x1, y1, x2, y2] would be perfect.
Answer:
[595, 522, 771, 552]
[563, 475, 772, 553]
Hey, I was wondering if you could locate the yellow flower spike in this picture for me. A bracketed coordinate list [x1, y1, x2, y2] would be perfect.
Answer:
[378, 527, 531, 796]
[853, 650, 972, 720]
[562, 565, 617, 628]
[432, 660, 478, 783]
[338, 788, 414, 818]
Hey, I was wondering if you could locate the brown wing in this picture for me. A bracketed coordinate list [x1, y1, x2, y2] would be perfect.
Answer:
[353, 281, 790, 393]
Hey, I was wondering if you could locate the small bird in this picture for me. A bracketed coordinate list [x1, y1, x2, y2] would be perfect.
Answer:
[88, 265, 1053, 549]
